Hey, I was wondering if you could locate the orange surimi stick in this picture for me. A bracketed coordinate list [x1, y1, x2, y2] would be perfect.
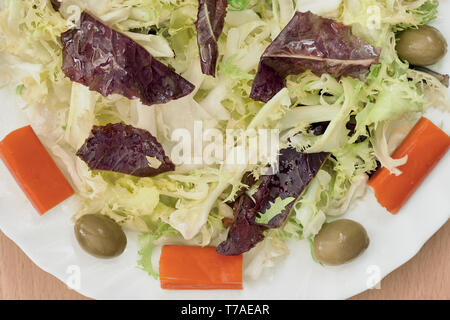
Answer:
[159, 246, 243, 290]
[0, 126, 74, 215]
[369, 117, 450, 214]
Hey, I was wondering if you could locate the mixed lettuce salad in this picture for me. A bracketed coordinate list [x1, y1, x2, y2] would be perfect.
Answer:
[0, 0, 448, 280]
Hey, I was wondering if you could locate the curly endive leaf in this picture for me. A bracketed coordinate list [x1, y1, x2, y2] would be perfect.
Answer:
[255, 197, 296, 225]
[228, 0, 249, 11]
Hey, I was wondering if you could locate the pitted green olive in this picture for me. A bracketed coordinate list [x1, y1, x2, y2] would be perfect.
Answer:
[396, 25, 447, 66]
[314, 219, 369, 266]
[75, 214, 127, 258]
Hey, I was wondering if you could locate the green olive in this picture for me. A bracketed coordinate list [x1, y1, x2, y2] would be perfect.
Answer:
[314, 219, 369, 266]
[396, 25, 447, 66]
[74, 214, 127, 258]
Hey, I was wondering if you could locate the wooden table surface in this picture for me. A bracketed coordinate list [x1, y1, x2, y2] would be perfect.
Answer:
[0, 221, 449, 300]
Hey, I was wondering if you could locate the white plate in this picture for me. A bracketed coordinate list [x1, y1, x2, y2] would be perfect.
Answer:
[0, 3, 449, 300]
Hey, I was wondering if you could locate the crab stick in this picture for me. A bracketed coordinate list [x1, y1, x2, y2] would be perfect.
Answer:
[0, 126, 74, 214]
[159, 245, 243, 290]
[369, 117, 450, 214]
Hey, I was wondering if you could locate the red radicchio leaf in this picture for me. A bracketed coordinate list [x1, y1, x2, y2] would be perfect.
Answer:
[50, 0, 61, 10]
[216, 194, 266, 256]
[77, 123, 175, 177]
[217, 148, 329, 255]
[61, 12, 195, 106]
[195, 0, 228, 76]
[250, 11, 381, 102]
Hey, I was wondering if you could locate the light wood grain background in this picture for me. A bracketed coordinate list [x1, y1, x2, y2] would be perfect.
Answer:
[0, 221, 449, 300]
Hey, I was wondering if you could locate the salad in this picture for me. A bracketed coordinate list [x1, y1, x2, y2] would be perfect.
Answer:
[0, 0, 449, 289]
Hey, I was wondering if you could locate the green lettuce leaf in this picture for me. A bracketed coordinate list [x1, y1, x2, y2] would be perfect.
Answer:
[395, 0, 439, 31]
[255, 197, 296, 225]
[138, 222, 180, 279]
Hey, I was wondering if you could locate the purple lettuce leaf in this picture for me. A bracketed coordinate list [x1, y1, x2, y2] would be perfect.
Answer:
[50, 0, 61, 10]
[216, 194, 266, 255]
[195, 0, 228, 76]
[61, 12, 195, 106]
[217, 148, 329, 255]
[250, 11, 381, 102]
[77, 123, 175, 177]
[253, 148, 329, 228]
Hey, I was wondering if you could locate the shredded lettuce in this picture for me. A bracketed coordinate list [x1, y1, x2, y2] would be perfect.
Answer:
[292, 170, 330, 238]
[243, 229, 289, 280]
[64, 83, 97, 150]
[395, 0, 439, 31]
[219, 54, 254, 81]
[73, 173, 160, 231]
[228, 0, 250, 12]
[371, 121, 408, 176]
[340, 0, 434, 43]
[138, 221, 180, 278]
[286, 77, 362, 153]
[353, 64, 425, 137]
[330, 141, 378, 196]
[15, 84, 24, 95]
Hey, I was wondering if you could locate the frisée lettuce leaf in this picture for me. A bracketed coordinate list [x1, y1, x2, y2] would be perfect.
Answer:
[255, 197, 295, 225]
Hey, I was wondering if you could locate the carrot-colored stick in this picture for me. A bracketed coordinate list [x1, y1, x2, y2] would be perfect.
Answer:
[159, 245, 243, 290]
[0, 126, 74, 214]
[369, 117, 450, 214]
